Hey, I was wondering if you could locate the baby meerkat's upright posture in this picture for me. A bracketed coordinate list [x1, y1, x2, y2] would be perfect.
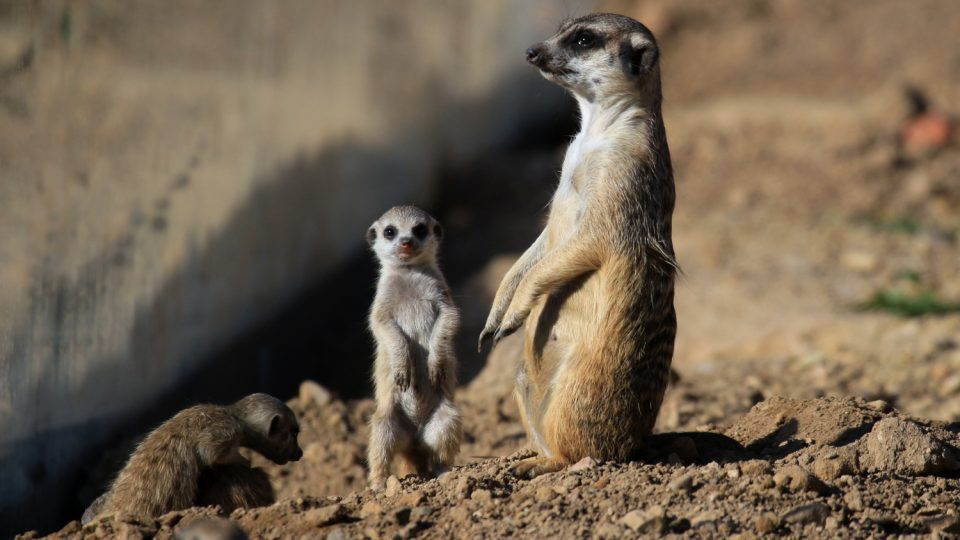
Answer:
[480, 13, 678, 477]
[86, 393, 301, 522]
[366, 206, 462, 490]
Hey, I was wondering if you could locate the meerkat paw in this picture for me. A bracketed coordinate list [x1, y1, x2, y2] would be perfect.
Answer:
[510, 457, 565, 479]
[427, 361, 446, 387]
[394, 366, 411, 391]
[368, 477, 386, 492]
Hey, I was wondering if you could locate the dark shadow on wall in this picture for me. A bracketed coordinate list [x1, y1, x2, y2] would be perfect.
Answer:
[2, 78, 576, 537]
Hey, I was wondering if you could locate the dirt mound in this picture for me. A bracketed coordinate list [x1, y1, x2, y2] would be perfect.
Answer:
[28, 394, 960, 540]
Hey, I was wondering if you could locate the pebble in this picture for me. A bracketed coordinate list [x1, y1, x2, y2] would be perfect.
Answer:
[569, 456, 598, 471]
[299, 380, 333, 407]
[303, 504, 346, 527]
[385, 476, 402, 497]
[668, 472, 695, 493]
[755, 512, 780, 534]
[471, 489, 493, 503]
[773, 465, 830, 495]
[864, 418, 959, 476]
[781, 502, 830, 526]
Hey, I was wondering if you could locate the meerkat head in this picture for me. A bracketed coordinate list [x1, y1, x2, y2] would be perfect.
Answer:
[231, 393, 302, 465]
[367, 206, 444, 269]
[526, 13, 661, 104]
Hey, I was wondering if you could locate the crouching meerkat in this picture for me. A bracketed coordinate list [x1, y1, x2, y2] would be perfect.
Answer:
[83, 393, 302, 522]
[479, 13, 678, 477]
[366, 206, 462, 490]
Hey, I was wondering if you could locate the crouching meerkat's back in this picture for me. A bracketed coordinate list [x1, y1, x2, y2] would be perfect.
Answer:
[366, 206, 462, 490]
[85, 393, 302, 522]
[480, 13, 678, 477]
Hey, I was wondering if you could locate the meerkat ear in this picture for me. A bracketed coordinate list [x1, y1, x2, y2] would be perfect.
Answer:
[433, 223, 443, 241]
[366, 226, 377, 246]
[619, 35, 658, 80]
[267, 414, 281, 438]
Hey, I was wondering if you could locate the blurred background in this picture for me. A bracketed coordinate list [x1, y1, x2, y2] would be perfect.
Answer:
[1, 0, 959, 536]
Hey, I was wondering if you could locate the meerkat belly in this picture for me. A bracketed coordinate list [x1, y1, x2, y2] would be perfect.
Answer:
[395, 300, 439, 424]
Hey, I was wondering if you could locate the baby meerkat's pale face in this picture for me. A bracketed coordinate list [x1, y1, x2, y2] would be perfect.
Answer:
[526, 13, 660, 102]
[368, 206, 443, 268]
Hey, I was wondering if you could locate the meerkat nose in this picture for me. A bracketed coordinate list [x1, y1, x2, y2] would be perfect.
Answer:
[400, 239, 413, 248]
[526, 45, 544, 65]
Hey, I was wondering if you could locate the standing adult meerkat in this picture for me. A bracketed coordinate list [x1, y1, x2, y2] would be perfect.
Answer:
[479, 13, 678, 477]
[84, 393, 302, 522]
[366, 206, 462, 490]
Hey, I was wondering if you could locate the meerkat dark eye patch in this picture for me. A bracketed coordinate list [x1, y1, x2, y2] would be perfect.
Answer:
[412, 223, 428, 240]
[383, 226, 397, 240]
[565, 29, 602, 51]
[619, 38, 658, 80]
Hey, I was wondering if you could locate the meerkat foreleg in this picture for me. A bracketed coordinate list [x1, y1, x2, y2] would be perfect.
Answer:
[492, 238, 601, 343]
[428, 301, 459, 387]
[479, 230, 547, 350]
[374, 308, 413, 391]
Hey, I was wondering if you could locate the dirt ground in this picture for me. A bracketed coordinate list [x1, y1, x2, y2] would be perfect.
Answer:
[19, 0, 960, 538]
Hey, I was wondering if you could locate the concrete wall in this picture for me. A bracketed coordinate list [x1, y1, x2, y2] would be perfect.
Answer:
[0, 0, 589, 532]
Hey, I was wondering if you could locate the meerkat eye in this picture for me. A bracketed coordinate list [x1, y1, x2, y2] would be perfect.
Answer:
[412, 223, 428, 240]
[573, 30, 598, 49]
[383, 226, 397, 240]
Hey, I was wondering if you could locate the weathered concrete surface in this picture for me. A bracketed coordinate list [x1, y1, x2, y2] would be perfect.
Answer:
[0, 0, 587, 533]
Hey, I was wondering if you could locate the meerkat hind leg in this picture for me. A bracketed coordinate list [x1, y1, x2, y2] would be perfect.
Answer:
[422, 398, 461, 474]
[368, 408, 411, 490]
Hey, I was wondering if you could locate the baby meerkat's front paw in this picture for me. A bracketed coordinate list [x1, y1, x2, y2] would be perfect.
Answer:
[394, 366, 411, 391]
[428, 360, 446, 387]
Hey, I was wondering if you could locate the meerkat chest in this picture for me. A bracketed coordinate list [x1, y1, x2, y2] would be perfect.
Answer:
[552, 129, 607, 244]
[379, 272, 441, 340]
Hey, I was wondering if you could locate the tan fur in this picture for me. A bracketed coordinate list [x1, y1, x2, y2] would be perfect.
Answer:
[84, 393, 301, 521]
[366, 206, 463, 490]
[196, 465, 275, 513]
[480, 14, 677, 477]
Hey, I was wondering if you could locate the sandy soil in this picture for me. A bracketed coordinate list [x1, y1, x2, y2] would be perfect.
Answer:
[18, 0, 960, 538]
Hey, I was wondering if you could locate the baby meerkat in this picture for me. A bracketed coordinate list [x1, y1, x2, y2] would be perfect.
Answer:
[366, 206, 462, 490]
[84, 393, 301, 522]
[480, 14, 678, 477]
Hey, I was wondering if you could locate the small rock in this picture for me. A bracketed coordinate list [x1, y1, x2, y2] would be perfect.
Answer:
[843, 490, 864, 512]
[618, 508, 666, 534]
[668, 472, 695, 493]
[773, 465, 830, 495]
[781, 502, 830, 526]
[534, 486, 555, 503]
[825, 516, 840, 530]
[741, 460, 773, 477]
[304, 504, 347, 527]
[841, 251, 878, 272]
[726, 465, 742, 479]
[691, 510, 723, 527]
[812, 448, 857, 481]
[360, 501, 383, 518]
[866, 400, 892, 413]
[174, 518, 247, 540]
[568, 456, 598, 471]
[299, 380, 333, 407]
[594, 522, 624, 539]
[385, 476, 402, 497]
[455, 476, 475, 498]
[755, 512, 780, 534]
[471, 489, 493, 503]
[410, 506, 434, 523]
[864, 418, 960, 476]
[325, 528, 349, 540]
[399, 491, 426, 507]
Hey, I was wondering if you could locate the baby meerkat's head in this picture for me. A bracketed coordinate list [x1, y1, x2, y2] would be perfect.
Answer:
[367, 206, 444, 268]
[526, 13, 660, 103]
